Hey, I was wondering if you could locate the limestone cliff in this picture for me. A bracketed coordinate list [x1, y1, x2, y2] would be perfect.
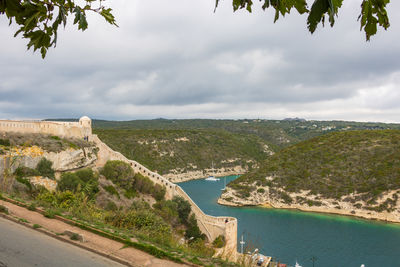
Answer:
[0, 145, 98, 176]
[219, 186, 400, 223]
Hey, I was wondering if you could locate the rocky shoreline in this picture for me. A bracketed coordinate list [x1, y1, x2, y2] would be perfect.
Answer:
[218, 187, 400, 224]
[163, 165, 246, 183]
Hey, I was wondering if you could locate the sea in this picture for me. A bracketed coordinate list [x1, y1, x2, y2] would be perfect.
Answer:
[178, 176, 400, 267]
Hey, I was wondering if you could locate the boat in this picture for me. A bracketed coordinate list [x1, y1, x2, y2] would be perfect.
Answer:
[295, 261, 302, 267]
[205, 161, 220, 181]
[221, 176, 226, 190]
[205, 176, 219, 181]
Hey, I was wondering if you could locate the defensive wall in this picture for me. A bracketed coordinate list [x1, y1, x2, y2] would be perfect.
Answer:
[92, 134, 238, 258]
[0, 116, 92, 140]
[0, 116, 238, 259]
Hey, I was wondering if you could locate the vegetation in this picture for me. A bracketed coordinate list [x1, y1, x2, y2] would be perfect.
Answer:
[0, 132, 92, 153]
[212, 235, 226, 248]
[214, 0, 390, 41]
[95, 128, 270, 175]
[101, 160, 165, 200]
[230, 130, 400, 211]
[33, 224, 42, 229]
[2, 160, 217, 265]
[57, 168, 99, 198]
[93, 119, 400, 176]
[36, 158, 55, 179]
[0, 204, 8, 214]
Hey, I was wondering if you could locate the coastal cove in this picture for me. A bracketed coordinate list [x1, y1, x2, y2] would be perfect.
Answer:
[179, 176, 400, 267]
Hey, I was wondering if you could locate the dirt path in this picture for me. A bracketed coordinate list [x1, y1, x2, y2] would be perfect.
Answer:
[0, 200, 188, 267]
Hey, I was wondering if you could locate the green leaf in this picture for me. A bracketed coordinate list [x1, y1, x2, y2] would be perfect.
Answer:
[307, 0, 330, 33]
[100, 8, 118, 26]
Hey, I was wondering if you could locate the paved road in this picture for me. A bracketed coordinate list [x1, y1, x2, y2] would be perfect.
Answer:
[0, 217, 125, 267]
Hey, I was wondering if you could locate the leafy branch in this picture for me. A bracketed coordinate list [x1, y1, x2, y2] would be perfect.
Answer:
[215, 0, 390, 41]
[0, 0, 117, 58]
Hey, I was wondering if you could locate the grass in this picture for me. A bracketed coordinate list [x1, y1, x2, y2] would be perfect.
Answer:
[33, 224, 42, 229]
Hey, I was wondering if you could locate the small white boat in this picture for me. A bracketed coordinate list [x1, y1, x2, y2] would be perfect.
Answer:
[295, 261, 302, 267]
[205, 176, 219, 181]
[205, 161, 219, 181]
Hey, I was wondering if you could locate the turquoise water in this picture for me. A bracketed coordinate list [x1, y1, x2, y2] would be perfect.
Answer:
[178, 176, 400, 267]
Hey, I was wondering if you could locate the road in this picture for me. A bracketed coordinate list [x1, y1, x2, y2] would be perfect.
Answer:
[0, 217, 125, 267]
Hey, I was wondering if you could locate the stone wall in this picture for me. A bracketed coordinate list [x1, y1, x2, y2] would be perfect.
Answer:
[0, 117, 91, 140]
[92, 134, 238, 258]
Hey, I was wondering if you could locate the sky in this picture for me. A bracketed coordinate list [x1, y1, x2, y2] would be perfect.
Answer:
[1, 1, 400, 122]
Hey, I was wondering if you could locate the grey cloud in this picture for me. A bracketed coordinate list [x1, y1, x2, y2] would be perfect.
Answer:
[1, 0, 400, 121]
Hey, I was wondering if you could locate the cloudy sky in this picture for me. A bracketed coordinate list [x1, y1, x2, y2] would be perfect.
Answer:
[1, 1, 399, 122]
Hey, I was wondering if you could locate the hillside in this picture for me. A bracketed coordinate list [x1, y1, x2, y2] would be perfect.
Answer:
[92, 119, 400, 180]
[220, 130, 400, 221]
[94, 128, 272, 180]
[92, 118, 400, 150]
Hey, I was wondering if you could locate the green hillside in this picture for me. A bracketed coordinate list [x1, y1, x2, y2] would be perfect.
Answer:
[229, 130, 400, 211]
[94, 128, 270, 174]
[92, 118, 400, 150]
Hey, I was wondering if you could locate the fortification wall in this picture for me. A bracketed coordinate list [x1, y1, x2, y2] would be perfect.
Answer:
[0, 118, 91, 140]
[92, 134, 238, 258]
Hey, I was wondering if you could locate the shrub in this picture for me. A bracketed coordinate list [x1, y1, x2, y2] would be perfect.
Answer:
[101, 160, 135, 188]
[151, 184, 166, 201]
[15, 176, 32, 190]
[57, 173, 82, 192]
[27, 203, 37, 211]
[0, 205, 9, 214]
[172, 196, 191, 224]
[212, 235, 226, 248]
[36, 158, 55, 179]
[133, 173, 154, 194]
[0, 138, 10, 146]
[257, 188, 265, 193]
[185, 214, 206, 242]
[153, 200, 179, 226]
[70, 233, 80, 241]
[75, 168, 95, 183]
[44, 209, 57, 218]
[124, 188, 137, 199]
[33, 224, 41, 229]
[14, 166, 39, 178]
[105, 200, 118, 211]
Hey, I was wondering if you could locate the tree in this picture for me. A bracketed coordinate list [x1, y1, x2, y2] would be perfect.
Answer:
[1, 0, 391, 58]
[0, 0, 117, 58]
[215, 0, 390, 41]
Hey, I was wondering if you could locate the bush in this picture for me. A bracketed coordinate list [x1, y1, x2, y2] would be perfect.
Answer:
[57, 173, 82, 192]
[28, 203, 37, 211]
[33, 224, 41, 229]
[185, 214, 206, 242]
[151, 184, 166, 201]
[153, 200, 179, 226]
[36, 158, 55, 179]
[172, 196, 191, 224]
[0, 138, 10, 146]
[101, 160, 135, 188]
[212, 235, 226, 248]
[16, 176, 32, 190]
[0, 205, 9, 214]
[257, 188, 265, 193]
[14, 166, 39, 178]
[75, 168, 95, 183]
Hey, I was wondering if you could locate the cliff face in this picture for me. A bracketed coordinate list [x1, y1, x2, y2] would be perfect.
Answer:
[0, 145, 98, 176]
[219, 186, 400, 223]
